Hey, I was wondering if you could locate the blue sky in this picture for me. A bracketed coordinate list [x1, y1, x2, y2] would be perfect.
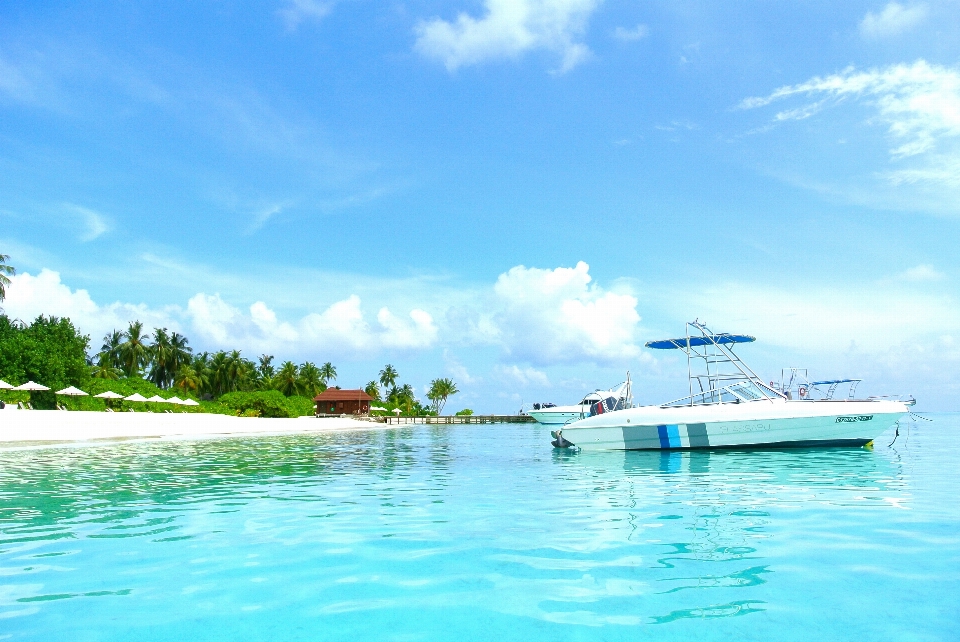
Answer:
[2, 1, 959, 410]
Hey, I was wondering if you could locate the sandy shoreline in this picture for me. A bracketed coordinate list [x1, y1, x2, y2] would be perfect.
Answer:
[0, 408, 392, 448]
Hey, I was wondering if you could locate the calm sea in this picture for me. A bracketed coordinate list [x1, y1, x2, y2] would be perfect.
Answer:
[0, 414, 957, 641]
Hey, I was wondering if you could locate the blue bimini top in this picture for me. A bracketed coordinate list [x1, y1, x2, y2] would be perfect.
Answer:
[645, 333, 756, 350]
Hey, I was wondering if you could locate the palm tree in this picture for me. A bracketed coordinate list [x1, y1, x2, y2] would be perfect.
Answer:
[397, 383, 417, 415]
[379, 364, 398, 390]
[90, 360, 121, 380]
[319, 362, 337, 386]
[148, 327, 172, 388]
[174, 364, 201, 395]
[100, 330, 124, 369]
[168, 332, 192, 382]
[120, 321, 150, 377]
[275, 361, 299, 397]
[364, 380, 380, 400]
[257, 354, 275, 387]
[209, 351, 230, 396]
[297, 362, 324, 398]
[225, 350, 250, 392]
[0, 254, 14, 303]
[191, 352, 212, 396]
[427, 378, 459, 415]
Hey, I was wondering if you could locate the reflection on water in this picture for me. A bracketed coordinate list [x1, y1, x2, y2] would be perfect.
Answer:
[0, 416, 957, 641]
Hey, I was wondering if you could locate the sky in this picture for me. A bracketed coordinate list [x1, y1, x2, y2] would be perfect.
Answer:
[2, 0, 959, 411]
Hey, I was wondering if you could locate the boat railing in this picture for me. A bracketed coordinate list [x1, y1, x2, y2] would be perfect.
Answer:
[661, 380, 785, 408]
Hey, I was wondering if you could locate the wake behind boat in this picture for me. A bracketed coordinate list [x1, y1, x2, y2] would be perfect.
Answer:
[551, 321, 909, 451]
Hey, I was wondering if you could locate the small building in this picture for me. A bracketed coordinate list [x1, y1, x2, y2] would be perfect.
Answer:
[314, 388, 374, 416]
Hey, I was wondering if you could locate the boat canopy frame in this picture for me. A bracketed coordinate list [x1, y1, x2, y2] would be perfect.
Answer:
[646, 320, 784, 407]
[777, 367, 863, 401]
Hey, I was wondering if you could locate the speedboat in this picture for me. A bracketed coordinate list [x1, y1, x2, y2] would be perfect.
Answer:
[528, 378, 632, 426]
[551, 321, 910, 451]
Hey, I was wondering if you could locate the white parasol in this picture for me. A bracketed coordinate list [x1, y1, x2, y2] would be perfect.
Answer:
[124, 393, 148, 402]
[166, 396, 185, 405]
[94, 391, 124, 399]
[392, 408, 402, 416]
[56, 386, 89, 396]
[0, 380, 14, 390]
[146, 395, 168, 403]
[13, 381, 50, 391]
[180, 398, 200, 406]
[370, 406, 387, 411]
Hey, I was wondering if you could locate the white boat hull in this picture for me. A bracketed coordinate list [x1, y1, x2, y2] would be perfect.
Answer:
[552, 399, 908, 450]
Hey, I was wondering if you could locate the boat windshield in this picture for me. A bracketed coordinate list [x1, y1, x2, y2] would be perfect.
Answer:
[662, 380, 783, 408]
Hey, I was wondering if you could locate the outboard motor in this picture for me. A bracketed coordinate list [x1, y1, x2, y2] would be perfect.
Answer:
[551, 429, 573, 448]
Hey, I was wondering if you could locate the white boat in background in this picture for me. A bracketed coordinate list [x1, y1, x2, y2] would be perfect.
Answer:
[528, 377, 632, 426]
[551, 321, 910, 451]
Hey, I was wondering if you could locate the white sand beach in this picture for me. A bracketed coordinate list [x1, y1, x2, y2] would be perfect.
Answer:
[0, 408, 389, 447]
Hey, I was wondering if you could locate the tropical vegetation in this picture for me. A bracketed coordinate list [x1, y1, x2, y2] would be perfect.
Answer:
[426, 377, 459, 414]
[0, 253, 14, 306]
[0, 255, 463, 416]
[0, 314, 90, 409]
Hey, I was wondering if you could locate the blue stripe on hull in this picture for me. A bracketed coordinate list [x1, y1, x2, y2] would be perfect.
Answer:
[656, 424, 681, 449]
[657, 425, 670, 448]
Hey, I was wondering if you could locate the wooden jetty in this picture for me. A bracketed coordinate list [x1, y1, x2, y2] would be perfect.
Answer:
[377, 415, 536, 425]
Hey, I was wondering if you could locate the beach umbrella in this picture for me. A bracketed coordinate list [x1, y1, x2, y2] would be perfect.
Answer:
[56, 386, 89, 396]
[370, 406, 387, 411]
[13, 381, 50, 391]
[124, 393, 148, 402]
[94, 391, 124, 399]
[392, 408, 402, 416]
[180, 399, 199, 406]
[0, 380, 13, 390]
[145, 395, 168, 403]
[166, 396, 185, 405]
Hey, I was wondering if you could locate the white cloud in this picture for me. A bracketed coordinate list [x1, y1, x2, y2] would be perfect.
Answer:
[3, 262, 639, 367]
[414, 0, 602, 73]
[444, 351, 479, 385]
[188, 293, 439, 356]
[377, 307, 438, 349]
[740, 60, 960, 190]
[492, 261, 641, 365]
[3, 269, 180, 343]
[63, 203, 110, 241]
[899, 264, 944, 281]
[494, 364, 550, 387]
[612, 24, 648, 42]
[2, 269, 438, 358]
[278, 0, 337, 30]
[860, 3, 928, 38]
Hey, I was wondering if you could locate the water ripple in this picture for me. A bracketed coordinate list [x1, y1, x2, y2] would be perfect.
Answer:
[0, 416, 956, 640]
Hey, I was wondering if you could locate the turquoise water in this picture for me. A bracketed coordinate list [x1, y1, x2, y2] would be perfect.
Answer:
[0, 415, 957, 641]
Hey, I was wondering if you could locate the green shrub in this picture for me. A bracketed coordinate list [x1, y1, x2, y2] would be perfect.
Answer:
[455, 408, 474, 416]
[218, 390, 293, 418]
[284, 395, 316, 417]
[0, 315, 90, 403]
